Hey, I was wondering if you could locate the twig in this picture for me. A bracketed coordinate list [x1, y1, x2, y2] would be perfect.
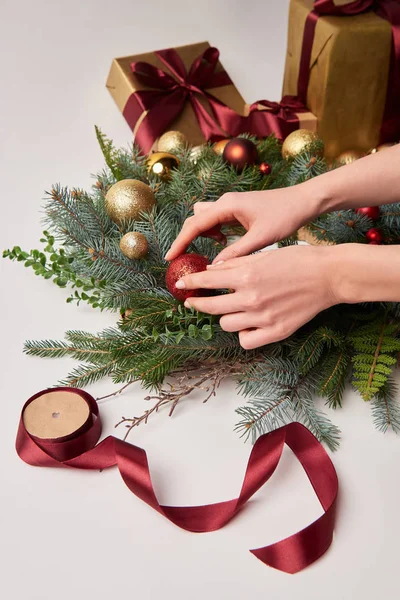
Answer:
[96, 380, 138, 401]
[115, 361, 245, 440]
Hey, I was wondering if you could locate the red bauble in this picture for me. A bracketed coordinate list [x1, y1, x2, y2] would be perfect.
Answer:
[356, 206, 380, 220]
[166, 253, 209, 301]
[259, 161, 272, 176]
[365, 227, 384, 244]
[222, 138, 258, 172]
[201, 225, 227, 245]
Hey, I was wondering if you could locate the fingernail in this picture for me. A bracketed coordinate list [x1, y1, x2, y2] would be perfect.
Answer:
[184, 300, 191, 308]
[175, 279, 185, 289]
[164, 250, 171, 260]
[208, 260, 225, 268]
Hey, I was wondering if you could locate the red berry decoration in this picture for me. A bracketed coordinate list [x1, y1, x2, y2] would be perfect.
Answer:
[222, 138, 258, 172]
[259, 162, 272, 176]
[166, 253, 210, 302]
[356, 206, 380, 220]
[365, 227, 384, 244]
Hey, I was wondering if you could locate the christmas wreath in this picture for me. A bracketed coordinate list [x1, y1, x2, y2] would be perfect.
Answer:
[5, 128, 400, 450]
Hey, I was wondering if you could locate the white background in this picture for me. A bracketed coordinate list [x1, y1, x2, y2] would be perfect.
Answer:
[1, 1, 400, 598]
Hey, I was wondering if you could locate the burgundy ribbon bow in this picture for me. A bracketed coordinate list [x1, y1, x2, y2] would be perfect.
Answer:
[242, 95, 309, 139]
[123, 47, 242, 153]
[16, 387, 339, 574]
[298, 0, 400, 143]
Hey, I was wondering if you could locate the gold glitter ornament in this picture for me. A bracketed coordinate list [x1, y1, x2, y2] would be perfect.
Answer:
[336, 150, 365, 164]
[119, 231, 149, 260]
[282, 129, 324, 159]
[213, 139, 230, 155]
[157, 130, 187, 153]
[147, 152, 180, 181]
[105, 179, 155, 225]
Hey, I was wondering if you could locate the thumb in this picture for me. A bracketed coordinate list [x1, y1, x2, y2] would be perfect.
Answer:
[212, 231, 265, 263]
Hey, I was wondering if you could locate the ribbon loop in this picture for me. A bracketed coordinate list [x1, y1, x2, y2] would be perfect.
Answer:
[17, 387, 338, 574]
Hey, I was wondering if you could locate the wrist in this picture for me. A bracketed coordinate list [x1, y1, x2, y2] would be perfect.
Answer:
[296, 174, 338, 219]
[326, 244, 400, 305]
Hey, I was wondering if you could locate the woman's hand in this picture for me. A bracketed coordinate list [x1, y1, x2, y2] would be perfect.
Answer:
[165, 185, 322, 263]
[174, 245, 339, 349]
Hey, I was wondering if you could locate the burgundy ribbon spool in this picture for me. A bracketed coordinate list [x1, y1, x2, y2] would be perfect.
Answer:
[16, 387, 338, 574]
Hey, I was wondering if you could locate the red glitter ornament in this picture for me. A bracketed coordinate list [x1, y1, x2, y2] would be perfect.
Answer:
[365, 228, 384, 244]
[222, 138, 258, 172]
[356, 206, 380, 220]
[259, 162, 272, 176]
[166, 253, 209, 301]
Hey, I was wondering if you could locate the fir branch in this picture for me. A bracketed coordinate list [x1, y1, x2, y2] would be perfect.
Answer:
[350, 318, 400, 400]
[60, 360, 119, 387]
[370, 378, 400, 433]
[235, 357, 341, 450]
[95, 126, 123, 180]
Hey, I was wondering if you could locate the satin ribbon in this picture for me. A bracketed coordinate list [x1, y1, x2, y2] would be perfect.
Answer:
[243, 96, 309, 140]
[16, 387, 338, 574]
[123, 46, 309, 150]
[124, 47, 240, 153]
[297, 0, 400, 143]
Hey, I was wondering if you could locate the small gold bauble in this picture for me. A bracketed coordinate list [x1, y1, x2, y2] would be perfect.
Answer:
[213, 139, 230, 155]
[105, 179, 156, 225]
[189, 145, 206, 163]
[336, 150, 365, 164]
[147, 152, 180, 181]
[157, 130, 187, 153]
[119, 231, 149, 260]
[282, 129, 324, 159]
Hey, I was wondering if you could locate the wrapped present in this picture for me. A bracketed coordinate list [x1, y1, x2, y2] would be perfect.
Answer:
[106, 42, 247, 153]
[282, 0, 400, 157]
[244, 99, 317, 134]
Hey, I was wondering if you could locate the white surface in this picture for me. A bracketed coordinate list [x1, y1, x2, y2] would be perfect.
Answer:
[1, 1, 399, 599]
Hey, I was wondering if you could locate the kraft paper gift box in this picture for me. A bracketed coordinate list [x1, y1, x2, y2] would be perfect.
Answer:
[282, 0, 394, 157]
[106, 41, 247, 152]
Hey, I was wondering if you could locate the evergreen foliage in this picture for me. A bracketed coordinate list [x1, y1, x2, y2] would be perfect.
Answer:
[5, 128, 400, 446]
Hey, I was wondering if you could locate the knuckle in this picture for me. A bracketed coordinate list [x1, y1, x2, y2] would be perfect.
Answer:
[246, 290, 262, 309]
[240, 270, 252, 287]
[260, 311, 272, 327]
[273, 321, 292, 341]
[221, 191, 237, 204]
[193, 202, 206, 214]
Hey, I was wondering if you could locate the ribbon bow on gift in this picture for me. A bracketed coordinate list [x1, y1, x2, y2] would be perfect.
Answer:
[124, 47, 244, 153]
[242, 96, 310, 139]
[298, 0, 400, 142]
[123, 47, 311, 152]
